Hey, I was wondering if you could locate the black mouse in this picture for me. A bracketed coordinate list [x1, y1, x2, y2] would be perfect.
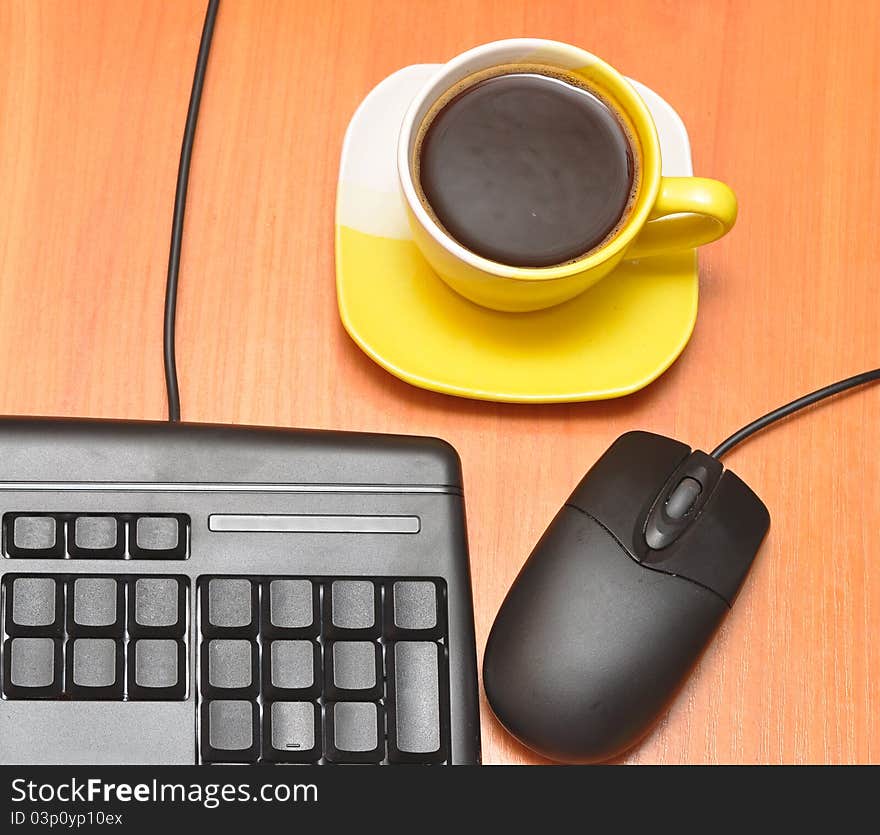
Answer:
[483, 431, 770, 763]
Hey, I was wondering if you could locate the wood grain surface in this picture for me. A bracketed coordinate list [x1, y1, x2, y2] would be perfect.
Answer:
[1, 0, 878, 764]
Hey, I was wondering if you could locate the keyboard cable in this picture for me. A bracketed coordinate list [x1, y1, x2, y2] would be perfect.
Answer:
[163, 0, 220, 422]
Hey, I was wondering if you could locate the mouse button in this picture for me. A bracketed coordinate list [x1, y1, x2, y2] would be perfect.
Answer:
[665, 477, 702, 520]
[647, 471, 771, 604]
[486, 507, 619, 651]
[568, 431, 691, 546]
[643, 450, 723, 551]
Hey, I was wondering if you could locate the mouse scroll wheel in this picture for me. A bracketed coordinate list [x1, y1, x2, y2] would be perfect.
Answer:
[665, 477, 702, 520]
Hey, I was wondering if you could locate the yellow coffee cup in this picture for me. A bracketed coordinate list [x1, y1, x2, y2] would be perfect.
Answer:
[397, 39, 737, 312]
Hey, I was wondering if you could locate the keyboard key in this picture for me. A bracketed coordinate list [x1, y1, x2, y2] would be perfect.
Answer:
[208, 579, 254, 629]
[11, 577, 56, 627]
[71, 638, 118, 688]
[8, 515, 62, 557]
[132, 576, 184, 640]
[269, 580, 314, 630]
[134, 577, 181, 629]
[133, 516, 185, 558]
[136, 517, 179, 550]
[208, 640, 254, 690]
[269, 702, 319, 759]
[73, 578, 118, 627]
[330, 581, 376, 631]
[393, 581, 438, 630]
[390, 642, 442, 759]
[270, 640, 315, 690]
[3, 573, 189, 702]
[207, 700, 255, 753]
[133, 639, 179, 689]
[330, 702, 381, 758]
[9, 637, 58, 689]
[194, 575, 452, 764]
[330, 641, 380, 696]
[71, 516, 122, 556]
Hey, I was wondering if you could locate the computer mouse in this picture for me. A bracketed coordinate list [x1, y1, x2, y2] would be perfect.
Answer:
[483, 430, 771, 763]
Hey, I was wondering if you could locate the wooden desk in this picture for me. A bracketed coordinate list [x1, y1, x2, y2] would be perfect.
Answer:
[1, 0, 877, 764]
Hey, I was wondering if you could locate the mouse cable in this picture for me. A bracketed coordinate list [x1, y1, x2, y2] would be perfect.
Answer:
[710, 367, 880, 459]
[163, 0, 220, 422]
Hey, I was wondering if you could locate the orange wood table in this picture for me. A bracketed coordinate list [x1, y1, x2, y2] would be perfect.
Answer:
[1, 0, 878, 764]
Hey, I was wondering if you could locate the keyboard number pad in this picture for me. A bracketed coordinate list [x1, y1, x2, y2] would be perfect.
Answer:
[197, 577, 449, 764]
[1, 574, 188, 700]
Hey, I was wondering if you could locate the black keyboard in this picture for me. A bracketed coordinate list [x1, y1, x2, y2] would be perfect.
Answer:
[0, 418, 480, 764]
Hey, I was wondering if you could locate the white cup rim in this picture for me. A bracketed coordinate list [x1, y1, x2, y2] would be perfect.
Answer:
[396, 38, 656, 282]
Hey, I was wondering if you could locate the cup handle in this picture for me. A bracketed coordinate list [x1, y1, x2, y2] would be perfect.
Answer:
[625, 176, 738, 260]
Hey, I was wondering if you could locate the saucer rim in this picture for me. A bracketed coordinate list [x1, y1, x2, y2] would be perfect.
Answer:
[335, 64, 698, 403]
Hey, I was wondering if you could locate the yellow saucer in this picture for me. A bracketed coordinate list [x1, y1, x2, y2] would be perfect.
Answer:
[336, 65, 698, 402]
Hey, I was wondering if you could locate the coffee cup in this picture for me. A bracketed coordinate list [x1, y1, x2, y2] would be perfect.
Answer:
[397, 39, 737, 312]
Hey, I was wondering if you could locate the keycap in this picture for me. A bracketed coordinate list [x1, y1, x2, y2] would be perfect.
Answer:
[72, 638, 117, 687]
[392, 642, 441, 755]
[270, 702, 316, 753]
[208, 640, 253, 689]
[393, 581, 438, 630]
[331, 581, 375, 629]
[270, 580, 314, 629]
[332, 642, 377, 691]
[134, 639, 179, 689]
[135, 517, 180, 552]
[72, 517, 120, 554]
[9, 638, 57, 688]
[332, 702, 379, 754]
[208, 700, 254, 751]
[73, 578, 118, 627]
[192, 575, 455, 764]
[134, 578, 179, 628]
[3, 574, 190, 703]
[11, 516, 60, 555]
[11, 577, 56, 627]
[270, 640, 314, 690]
[208, 579, 253, 628]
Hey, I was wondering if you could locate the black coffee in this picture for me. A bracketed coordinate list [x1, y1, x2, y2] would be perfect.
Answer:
[416, 67, 636, 268]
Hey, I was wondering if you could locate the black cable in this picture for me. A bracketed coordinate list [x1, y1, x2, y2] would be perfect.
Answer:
[711, 367, 880, 459]
[163, 0, 220, 422]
